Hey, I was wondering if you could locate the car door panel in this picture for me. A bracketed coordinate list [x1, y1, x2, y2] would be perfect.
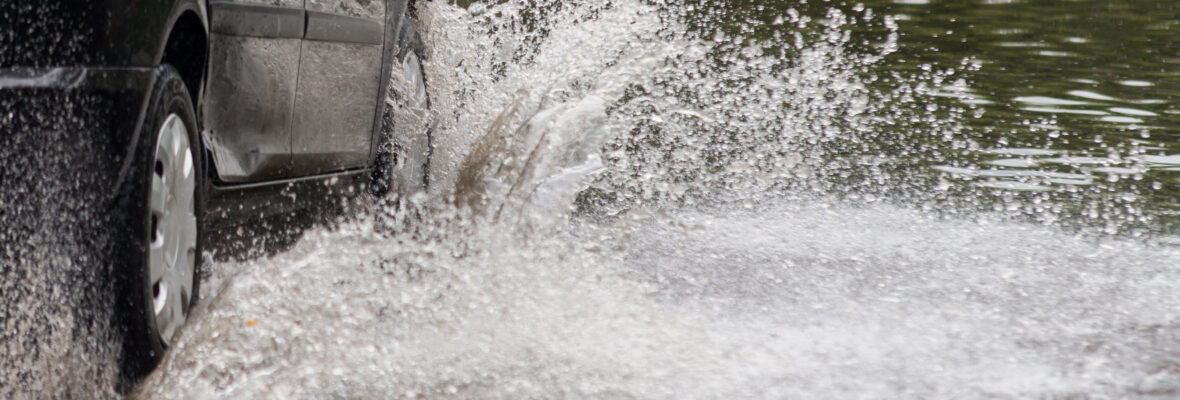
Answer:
[203, 0, 304, 183]
[288, 0, 386, 176]
[305, 10, 384, 44]
[289, 40, 383, 173]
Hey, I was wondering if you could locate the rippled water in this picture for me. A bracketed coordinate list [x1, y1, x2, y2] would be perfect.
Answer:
[853, 0, 1180, 238]
[130, 0, 1180, 398]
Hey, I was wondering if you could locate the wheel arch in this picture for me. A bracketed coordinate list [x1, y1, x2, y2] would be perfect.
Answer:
[368, 0, 415, 165]
[156, 1, 213, 184]
[158, 6, 209, 117]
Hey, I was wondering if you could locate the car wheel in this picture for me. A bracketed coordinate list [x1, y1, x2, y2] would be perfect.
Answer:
[372, 4, 432, 199]
[119, 64, 202, 383]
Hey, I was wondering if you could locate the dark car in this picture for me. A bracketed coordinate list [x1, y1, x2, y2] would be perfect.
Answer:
[0, 0, 430, 382]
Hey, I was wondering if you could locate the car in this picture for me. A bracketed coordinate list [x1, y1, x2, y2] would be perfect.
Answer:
[0, 0, 431, 384]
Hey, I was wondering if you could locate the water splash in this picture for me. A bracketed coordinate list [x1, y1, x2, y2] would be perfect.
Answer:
[139, 203, 1180, 399]
[0, 92, 123, 399]
[136, 1, 1180, 398]
[593, 5, 908, 210]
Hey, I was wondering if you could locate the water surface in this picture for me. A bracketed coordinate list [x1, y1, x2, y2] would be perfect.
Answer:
[133, 0, 1180, 398]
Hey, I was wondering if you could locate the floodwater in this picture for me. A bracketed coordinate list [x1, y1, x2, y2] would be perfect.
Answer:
[8, 0, 1180, 398]
[132, 0, 1180, 398]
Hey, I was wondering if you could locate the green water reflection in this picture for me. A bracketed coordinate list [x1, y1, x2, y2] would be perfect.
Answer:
[697, 0, 1180, 238]
[866, 0, 1180, 238]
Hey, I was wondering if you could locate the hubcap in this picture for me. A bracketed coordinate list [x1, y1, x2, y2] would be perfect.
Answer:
[149, 113, 197, 345]
[400, 52, 429, 111]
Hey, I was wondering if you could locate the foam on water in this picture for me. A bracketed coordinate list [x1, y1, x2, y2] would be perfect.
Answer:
[139, 204, 1180, 399]
[136, 0, 1180, 398]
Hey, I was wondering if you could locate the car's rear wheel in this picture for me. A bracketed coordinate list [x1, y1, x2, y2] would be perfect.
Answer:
[372, 3, 432, 199]
[120, 65, 202, 384]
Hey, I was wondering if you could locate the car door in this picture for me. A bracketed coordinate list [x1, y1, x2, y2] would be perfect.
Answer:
[288, 0, 386, 176]
[203, 0, 305, 183]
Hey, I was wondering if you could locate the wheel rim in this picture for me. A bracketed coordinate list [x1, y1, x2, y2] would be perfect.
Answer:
[149, 113, 197, 346]
[401, 52, 428, 111]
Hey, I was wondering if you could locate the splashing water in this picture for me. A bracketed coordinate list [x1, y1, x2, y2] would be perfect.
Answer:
[135, 1, 1180, 399]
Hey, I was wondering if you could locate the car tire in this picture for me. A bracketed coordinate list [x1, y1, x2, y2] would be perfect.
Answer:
[371, 2, 432, 199]
[118, 64, 203, 384]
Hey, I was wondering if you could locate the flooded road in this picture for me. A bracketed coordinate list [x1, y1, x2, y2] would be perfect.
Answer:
[139, 203, 1180, 399]
[132, 0, 1180, 398]
[5, 0, 1180, 398]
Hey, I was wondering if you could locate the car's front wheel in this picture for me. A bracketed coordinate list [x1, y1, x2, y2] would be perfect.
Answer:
[119, 64, 202, 383]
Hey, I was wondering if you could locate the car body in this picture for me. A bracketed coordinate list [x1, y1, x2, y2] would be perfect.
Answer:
[3, 0, 417, 224]
[0, 0, 425, 385]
